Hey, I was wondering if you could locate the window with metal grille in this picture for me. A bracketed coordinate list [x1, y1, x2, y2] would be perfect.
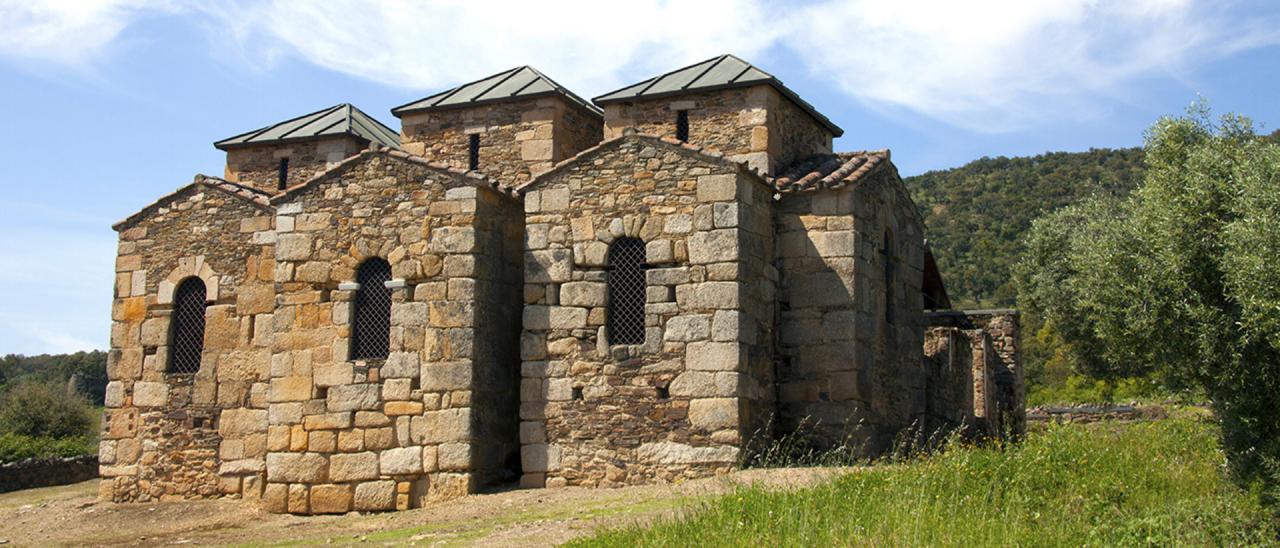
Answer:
[606, 237, 646, 345]
[168, 277, 207, 374]
[468, 134, 480, 170]
[277, 158, 289, 191]
[882, 231, 895, 325]
[350, 258, 392, 360]
[675, 110, 689, 142]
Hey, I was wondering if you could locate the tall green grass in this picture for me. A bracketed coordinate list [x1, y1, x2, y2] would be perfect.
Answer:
[576, 418, 1276, 547]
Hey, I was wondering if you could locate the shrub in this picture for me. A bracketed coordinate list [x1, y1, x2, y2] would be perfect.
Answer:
[0, 379, 94, 439]
[0, 432, 96, 462]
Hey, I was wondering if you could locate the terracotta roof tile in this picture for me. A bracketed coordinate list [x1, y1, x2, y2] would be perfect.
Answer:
[771, 150, 891, 193]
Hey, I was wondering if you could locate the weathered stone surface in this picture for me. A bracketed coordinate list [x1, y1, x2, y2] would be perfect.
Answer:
[309, 484, 352, 514]
[132, 382, 168, 407]
[329, 452, 379, 481]
[379, 447, 422, 475]
[636, 442, 738, 465]
[353, 480, 396, 511]
[266, 452, 328, 483]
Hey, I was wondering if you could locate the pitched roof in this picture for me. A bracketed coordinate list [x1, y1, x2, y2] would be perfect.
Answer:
[391, 66, 600, 117]
[214, 103, 401, 150]
[771, 151, 891, 193]
[112, 175, 273, 231]
[592, 54, 843, 137]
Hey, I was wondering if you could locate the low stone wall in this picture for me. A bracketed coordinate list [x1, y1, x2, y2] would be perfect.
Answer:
[0, 455, 99, 493]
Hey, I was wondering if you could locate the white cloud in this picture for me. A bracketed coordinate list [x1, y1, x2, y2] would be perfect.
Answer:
[2, 0, 1278, 128]
[201, 0, 781, 95]
[0, 0, 174, 66]
[788, 0, 1280, 131]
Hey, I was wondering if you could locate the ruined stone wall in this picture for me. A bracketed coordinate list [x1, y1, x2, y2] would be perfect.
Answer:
[602, 85, 833, 176]
[262, 151, 521, 514]
[775, 171, 926, 453]
[519, 135, 775, 488]
[224, 137, 365, 194]
[924, 309, 1024, 436]
[922, 327, 974, 434]
[399, 97, 602, 186]
[103, 183, 276, 504]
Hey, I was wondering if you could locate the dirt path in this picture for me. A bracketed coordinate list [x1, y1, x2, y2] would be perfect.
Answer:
[0, 468, 848, 546]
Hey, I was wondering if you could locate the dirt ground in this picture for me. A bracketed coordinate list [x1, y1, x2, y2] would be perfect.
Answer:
[0, 468, 847, 547]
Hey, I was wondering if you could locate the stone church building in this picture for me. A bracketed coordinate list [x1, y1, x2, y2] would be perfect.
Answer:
[102, 55, 1023, 514]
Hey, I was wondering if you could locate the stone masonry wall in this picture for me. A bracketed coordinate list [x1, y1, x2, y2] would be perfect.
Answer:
[602, 85, 833, 176]
[518, 135, 775, 488]
[922, 327, 974, 434]
[774, 170, 926, 453]
[225, 136, 366, 194]
[924, 310, 1024, 436]
[399, 97, 603, 186]
[262, 150, 522, 514]
[104, 182, 276, 503]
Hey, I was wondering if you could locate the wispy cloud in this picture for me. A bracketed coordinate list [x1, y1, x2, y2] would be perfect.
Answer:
[3, 0, 1277, 131]
[0, 0, 175, 67]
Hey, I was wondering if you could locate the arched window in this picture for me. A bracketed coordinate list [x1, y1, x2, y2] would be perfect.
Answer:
[350, 258, 392, 360]
[169, 277, 207, 374]
[882, 231, 895, 325]
[606, 237, 646, 345]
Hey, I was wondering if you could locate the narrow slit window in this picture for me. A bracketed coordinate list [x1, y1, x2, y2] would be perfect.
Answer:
[169, 277, 207, 374]
[882, 231, 894, 325]
[350, 258, 392, 360]
[675, 110, 689, 142]
[606, 237, 646, 345]
[468, 134, 480, 171]
[277, 158, 289, 191]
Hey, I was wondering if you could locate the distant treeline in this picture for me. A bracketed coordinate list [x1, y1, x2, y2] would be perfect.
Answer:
[0, 351, 108, 405]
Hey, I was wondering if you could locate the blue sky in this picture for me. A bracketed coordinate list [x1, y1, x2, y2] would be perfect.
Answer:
[1, 0, 1279, 355]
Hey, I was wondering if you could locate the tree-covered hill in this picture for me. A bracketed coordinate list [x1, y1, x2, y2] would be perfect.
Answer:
[904, 148, 1146, 307]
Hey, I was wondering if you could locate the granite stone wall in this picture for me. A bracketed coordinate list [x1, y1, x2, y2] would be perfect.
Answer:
[601, 85, 833, 176]
[260, 149, 522, 514]
[103, 179, 276, 504]
[517, 134, 776, 488]
[774, 170, 927, 453]
[224, 137, 366, 194]
[398, 97, 603, 186]
[924, 310, 1023, 436]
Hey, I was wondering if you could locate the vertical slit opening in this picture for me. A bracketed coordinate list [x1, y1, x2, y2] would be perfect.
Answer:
[468, 133, 480, 170]
[675, 110, 689, 142]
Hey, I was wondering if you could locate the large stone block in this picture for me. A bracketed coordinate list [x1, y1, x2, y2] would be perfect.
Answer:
[520, 444, 562, 473]
[664, 315, 711, 342]
[353, 480, 396, 511]
[327, 384, 381, 412]
[304, 412, 352, 430]
[329, 452, 379, 482]
[382, 352, 420, 378]
[132, 382, 168, 407]
[423, 408, 470, 443]
[430, 227, 477, 253]
[379, 447, 422, 475]
[266, 452, 328, 483]
[309, 484, 352, 514]
[525, 249, 572, 283]
[523, 306, 587, 331]
[685, 342, 741, 371]
[689, 398, 739, 430]
[276, 233, 313, 261]
[696, 174, 739, 202]
[688, 229, 739, 264]
[637, 442, 738, 464]
[676, 282, 739, 310]
[219, 408, 268, 437]
[269, 376, 312, 402]
[559, 282, 606, 307]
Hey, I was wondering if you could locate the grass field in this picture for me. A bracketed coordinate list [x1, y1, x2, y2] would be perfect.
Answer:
[576, 417, 1277, 547]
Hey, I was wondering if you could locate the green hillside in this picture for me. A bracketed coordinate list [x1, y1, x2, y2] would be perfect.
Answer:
[904, 148, 1146, 307]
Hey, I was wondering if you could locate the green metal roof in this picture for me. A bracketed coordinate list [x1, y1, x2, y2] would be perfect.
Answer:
[391, 66, 600, 117]
[214, 103, 401, 150]
[592, 54, 843, 137]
